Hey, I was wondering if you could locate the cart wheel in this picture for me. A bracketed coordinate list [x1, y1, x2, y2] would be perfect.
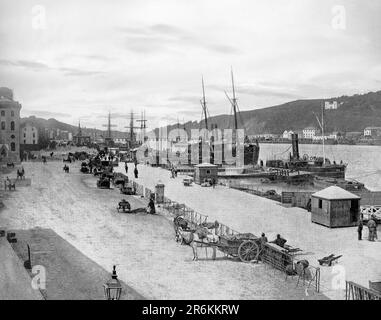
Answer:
[238, 240, 259, 262]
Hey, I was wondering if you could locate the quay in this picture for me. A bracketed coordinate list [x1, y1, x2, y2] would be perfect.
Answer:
[0, 160, 328, 299]
[115, 163, 381, 299]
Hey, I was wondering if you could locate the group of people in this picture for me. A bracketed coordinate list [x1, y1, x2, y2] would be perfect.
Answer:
[358, 216, 379, 241]
[4, 176, 15, 190]
[124, 162, 139, 179]
[16, 166, 25, 180]
[259, 233, 287, 249]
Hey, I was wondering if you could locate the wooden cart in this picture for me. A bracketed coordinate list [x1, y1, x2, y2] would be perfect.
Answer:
[212, 233, 261, 262]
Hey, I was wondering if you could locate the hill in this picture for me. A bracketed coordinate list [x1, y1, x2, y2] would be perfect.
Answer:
[155, 90, 381, 136]
[20, 116, 126, 138]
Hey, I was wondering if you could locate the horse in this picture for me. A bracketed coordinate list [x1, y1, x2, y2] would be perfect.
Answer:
[176, 226, 219, 261]
[16, 169, 24, 180]
[173, 216, 190, 242]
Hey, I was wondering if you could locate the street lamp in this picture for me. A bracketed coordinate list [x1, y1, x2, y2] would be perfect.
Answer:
[103, 265, 122, 300]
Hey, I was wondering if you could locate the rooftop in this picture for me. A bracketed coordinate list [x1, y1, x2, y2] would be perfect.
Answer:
[195, 163, 217, 168]
[312, 186, 360, 200]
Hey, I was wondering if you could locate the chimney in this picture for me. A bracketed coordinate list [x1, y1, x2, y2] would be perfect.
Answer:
[291, 133, 299, 160]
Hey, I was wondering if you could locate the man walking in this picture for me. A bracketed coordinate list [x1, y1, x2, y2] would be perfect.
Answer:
[367, 217, 376, 241]
[147, 197, 156, 215]
[134, 166, 138, 179]
[125, 162, 128, 174]
[357, 220, 363, 240]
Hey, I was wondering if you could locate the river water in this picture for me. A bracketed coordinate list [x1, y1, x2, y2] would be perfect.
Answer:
[258, 143, 381, 191]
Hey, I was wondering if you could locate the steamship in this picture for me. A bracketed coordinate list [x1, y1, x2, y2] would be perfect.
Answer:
[266, 133, 346, 179]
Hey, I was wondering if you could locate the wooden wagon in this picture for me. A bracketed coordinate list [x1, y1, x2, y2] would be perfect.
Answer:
[213, 233, 261, 262]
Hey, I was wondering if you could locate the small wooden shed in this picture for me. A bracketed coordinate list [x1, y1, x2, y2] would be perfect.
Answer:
[194, 163, 218, 185]
[311, 186, 361, 228]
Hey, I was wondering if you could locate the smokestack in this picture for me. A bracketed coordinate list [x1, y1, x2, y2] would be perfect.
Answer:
[291, 133, 299, 159]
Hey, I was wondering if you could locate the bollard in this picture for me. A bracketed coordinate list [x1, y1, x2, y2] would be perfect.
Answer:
[155, 181, 165, 204]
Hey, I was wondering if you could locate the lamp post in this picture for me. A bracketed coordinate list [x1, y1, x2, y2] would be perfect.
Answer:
[103, 265, 122, 300]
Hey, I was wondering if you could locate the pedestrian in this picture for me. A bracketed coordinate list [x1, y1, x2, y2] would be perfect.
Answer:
[270, 234, 287, 248]
[134, 167, 138, 179]
[260, 233, 268, 249]
[367, 217, 376, 241]
[147, 197, 156, 214]
[357, 220, 363, 240]
[125, 162, 128, 174]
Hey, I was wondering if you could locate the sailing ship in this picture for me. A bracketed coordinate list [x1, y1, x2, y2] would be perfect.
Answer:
[170, 71, 260, 167]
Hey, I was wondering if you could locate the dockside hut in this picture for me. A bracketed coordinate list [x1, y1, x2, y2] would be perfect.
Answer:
[311, 186, 361, 228]
[194, 163, 218, 185]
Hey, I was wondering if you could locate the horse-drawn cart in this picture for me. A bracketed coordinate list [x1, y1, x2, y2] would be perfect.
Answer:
[174, 215, 260, 263]
[215, 233, 260, 262]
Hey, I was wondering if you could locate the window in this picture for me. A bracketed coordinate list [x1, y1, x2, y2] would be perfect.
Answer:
[1, 121, 5, 130]
[206, 170, 211, 174]
[318, 199, 323, 209]
[0, 111, 4, 116]
[11, 135, 15, 139]
[24, 133, 26, 138]
[24, 140, 26, 144]
[33, 133, 35, 138]
[11, 142, 15, 151]
[10, 121, 15, 131]
[11, 111, 14, 117]
[33, 140, 35, 144]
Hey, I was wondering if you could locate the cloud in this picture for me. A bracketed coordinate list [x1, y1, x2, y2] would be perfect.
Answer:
[0, 59, 105, 77]
[118, 23, 240, 54]
[0, 59, 50, 71]
[23, 110, 72, 118]
[58, 67, 105, 77]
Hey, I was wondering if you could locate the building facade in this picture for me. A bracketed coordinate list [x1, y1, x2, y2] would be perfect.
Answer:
[20, 124, 38, 145]
[0, 87, 21, 163]
[303, 127, 319, 139]
[324, 101, 338, 110]
[364, 127, 381, 138]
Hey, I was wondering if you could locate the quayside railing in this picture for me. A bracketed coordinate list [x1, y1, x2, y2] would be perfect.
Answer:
[345, 281, 381, 300]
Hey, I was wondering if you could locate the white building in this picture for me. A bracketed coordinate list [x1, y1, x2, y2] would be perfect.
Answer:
[114, 138, 127, 144]
[303, 127, 319, 139]
[282, 130, 294, 140]
[364, 127, 381, 138]
[312, 133, 338, 141]
[325, 101, 338, 110]
[21, 124, 38, 145]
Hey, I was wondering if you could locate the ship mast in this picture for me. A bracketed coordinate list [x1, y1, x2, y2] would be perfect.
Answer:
[321, 102, 326, 166]
[314, 103, 326, 166]
[231, 69, 238, 131]
[200, 76, 208, 130]
[224, 68, 239, 145]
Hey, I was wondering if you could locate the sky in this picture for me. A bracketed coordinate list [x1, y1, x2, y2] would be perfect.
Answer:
[0, 0, 380, 131]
